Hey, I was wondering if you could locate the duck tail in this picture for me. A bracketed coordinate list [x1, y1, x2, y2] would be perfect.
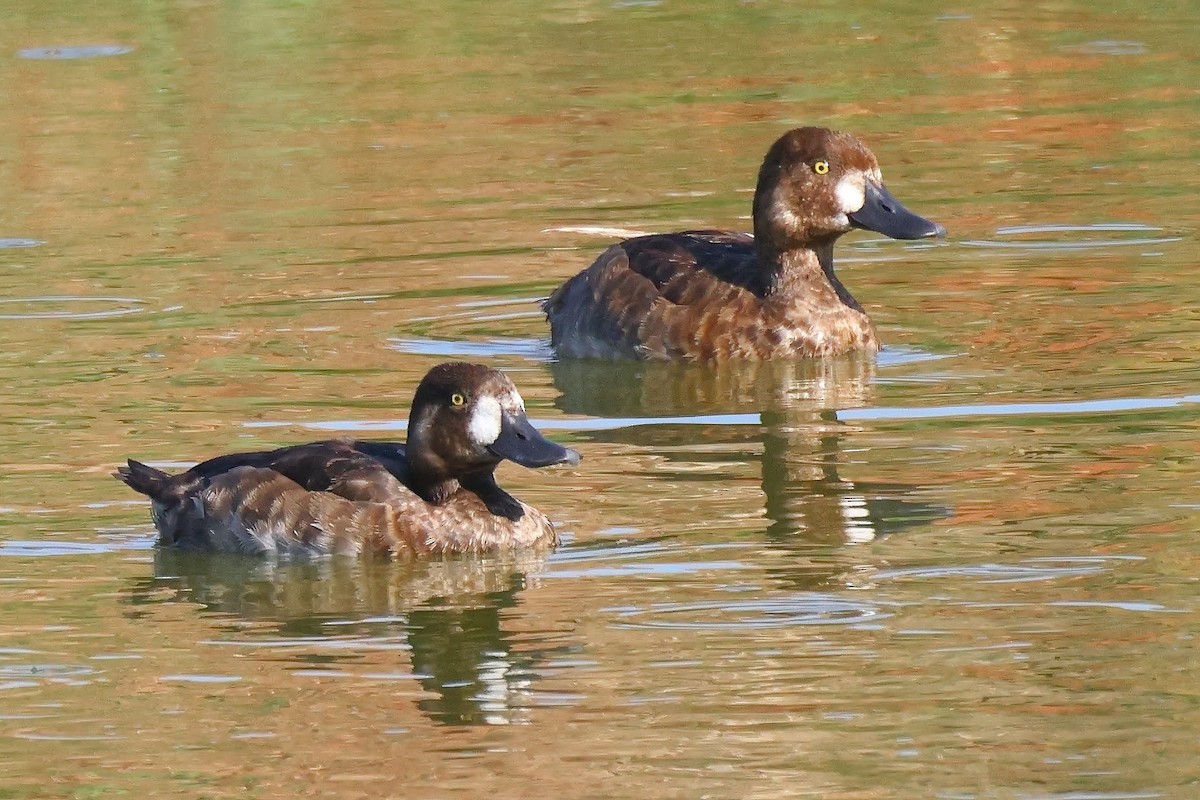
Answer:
[115, 459, 171, 499]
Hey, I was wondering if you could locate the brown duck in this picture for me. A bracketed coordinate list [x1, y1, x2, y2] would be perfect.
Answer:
[116, 362, 580, 558]
[544, 127, 945, 361]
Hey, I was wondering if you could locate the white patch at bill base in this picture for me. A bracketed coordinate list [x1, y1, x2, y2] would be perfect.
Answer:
[468, 395, 503, 445]
[835, 173, 867, 215]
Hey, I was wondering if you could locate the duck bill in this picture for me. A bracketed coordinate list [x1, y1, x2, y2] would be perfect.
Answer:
[849, 182, 946, 240]
[488, 411, 582, 468]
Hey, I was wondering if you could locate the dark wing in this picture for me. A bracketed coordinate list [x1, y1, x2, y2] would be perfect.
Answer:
[544, 231, 765, 359]
[156, 439, 415, 501]
[122, 439, 426, 555]
[130, 447, 282, 501]
[622, 231, 767, 298]
[199, 441, 422, 555]
[254, 439, 417, 505]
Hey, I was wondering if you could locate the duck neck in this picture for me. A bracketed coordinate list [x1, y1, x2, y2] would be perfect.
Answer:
[408, 466, 459, 506]
[405, 410, 461, 504]
[404, 443, 458, 505]
[756, 235, 863, 311]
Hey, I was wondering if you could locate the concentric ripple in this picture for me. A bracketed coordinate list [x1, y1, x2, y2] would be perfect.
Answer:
[873, 556, 1140, 584]
[962, 222, 1179, 252]
[612, 594, 892, 630]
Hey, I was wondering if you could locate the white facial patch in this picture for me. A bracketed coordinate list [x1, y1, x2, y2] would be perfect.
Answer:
[468, 395, 503, 446]
[835, 172, 867, 215]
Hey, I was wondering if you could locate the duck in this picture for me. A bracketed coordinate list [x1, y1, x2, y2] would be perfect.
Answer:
[544, 126, 945, 361]
[115, 362, 581, 558]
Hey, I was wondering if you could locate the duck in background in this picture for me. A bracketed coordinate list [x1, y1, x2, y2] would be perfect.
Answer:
[544, 127, 945, 361]
[117, 362, 580, 558]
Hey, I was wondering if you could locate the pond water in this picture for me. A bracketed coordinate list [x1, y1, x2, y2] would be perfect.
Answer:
[1, 1, 1198, 797]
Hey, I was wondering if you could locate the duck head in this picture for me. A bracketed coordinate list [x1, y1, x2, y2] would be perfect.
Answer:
[406, 362, 581, 486]
[752, 127, 945, 254]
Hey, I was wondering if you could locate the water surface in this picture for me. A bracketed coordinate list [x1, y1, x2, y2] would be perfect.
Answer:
[1, 1, 1198, 797]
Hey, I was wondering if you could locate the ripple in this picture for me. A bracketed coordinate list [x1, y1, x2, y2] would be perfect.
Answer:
[874, 556, 1139, 585]
[389, 335, 552, 360]
[1049, 600, 1180, 613]
[962, 222, 1178, 253]
[548, 541, 701, 578]
[0, 538, 154, 557]
[0, 296, 146, 320]
[0, 663, 97, 679]
[241, 418, 406, 432]
[877, 346, 954, 369]
[159, 674, 242, 684]
[1072, 40, 1149, 56]
[550, 412, 760, 433]
[838, 393, 1199, 423]
[543, 225, 653, 239]
[1010, 792, 1162, 800]
[242, 412, 758, 433]
[18, 44, 134, 60]
[0, 238, 44, 249]
[963, 237, 1180, 252]
[201, 637, 411, 653]
[996, 223, 1159, 236]
[551, 560, 749, 579]
[13, 729, 123, 741]
[612, 594, 892, 630]
[843, 237, 947, 258]
[392, 336, 950, 370]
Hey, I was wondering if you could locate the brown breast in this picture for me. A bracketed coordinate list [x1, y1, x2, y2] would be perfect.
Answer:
[545, 232, 878, 361]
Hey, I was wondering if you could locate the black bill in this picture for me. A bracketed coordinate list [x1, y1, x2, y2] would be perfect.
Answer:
[488, 411, 582, 468]
[849, 182, 946, 240]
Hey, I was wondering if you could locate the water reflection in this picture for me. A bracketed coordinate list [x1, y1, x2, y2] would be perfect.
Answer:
[551, 357, 949, 562]
[125, 549, 575, 726]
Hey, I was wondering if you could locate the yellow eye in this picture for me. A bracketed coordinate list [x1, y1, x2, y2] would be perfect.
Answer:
[813, 160, 830, 175]
[450, 392, 466, 407]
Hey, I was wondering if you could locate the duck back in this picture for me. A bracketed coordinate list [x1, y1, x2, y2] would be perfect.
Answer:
[197, 465, 556, 557]
[545, 231, 876, 360]
[120, 450, 557, 558]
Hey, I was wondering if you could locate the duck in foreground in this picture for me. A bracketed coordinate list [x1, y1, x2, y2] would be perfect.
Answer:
[544, 126, 946, 361]
[116, 362, 581, 558]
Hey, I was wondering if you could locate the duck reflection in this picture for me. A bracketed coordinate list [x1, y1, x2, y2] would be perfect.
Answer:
[550, 357, 948, 570]
[125, 548, 573, 726]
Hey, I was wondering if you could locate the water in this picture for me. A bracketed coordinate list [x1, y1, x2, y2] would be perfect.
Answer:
[1, 0, 1198, 797]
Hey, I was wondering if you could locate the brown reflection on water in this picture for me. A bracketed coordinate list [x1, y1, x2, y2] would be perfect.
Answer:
[127, 550, 565, 727]
[551, 357, 949, 566]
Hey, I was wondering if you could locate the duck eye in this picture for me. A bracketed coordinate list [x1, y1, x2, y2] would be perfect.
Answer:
[813, 160, 830, 175]
[450, 392, 466, 407]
